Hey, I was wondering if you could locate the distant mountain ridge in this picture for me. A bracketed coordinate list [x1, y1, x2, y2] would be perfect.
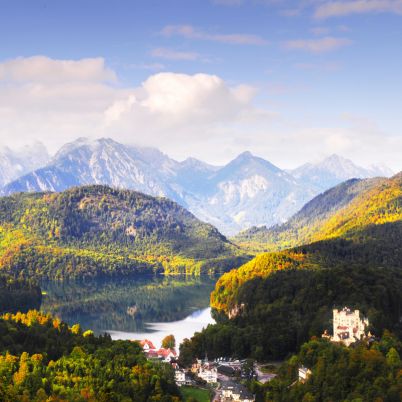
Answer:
[234, 173, 402, 252]
[0, 137, 393, 235]
[186, 151, 317, 234]
[290, 154, 393, 191]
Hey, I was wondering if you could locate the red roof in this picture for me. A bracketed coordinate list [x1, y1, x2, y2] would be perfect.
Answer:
[139, 339, 156, 350]
[156, 348, 177, 358]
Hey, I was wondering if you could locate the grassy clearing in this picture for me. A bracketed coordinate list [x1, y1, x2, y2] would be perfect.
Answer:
[181, 386, 211, 402]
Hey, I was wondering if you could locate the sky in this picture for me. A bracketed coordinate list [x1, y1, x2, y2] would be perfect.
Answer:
[0, 0, 401, 170]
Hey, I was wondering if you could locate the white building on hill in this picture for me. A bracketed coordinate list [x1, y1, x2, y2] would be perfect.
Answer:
[325, 307, 369, 346]
[298, 366, 312, 383]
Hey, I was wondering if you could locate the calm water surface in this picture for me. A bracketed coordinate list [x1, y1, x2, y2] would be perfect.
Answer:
[41, 275, 216, 347]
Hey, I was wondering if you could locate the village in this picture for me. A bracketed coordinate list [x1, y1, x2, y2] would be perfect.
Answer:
[139, 338, 260, 401]
[137, 307, 373, 401]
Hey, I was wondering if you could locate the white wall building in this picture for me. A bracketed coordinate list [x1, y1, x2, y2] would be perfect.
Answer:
[198, 363, 218, 384]
[330, 307, 369, 346]
[298, 366, 312, 383]
[174, 369, 187, 386]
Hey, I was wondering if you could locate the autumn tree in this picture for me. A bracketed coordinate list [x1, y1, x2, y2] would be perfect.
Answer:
[162, 334, 176, 349]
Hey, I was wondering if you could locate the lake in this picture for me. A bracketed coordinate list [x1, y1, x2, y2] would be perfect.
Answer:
[41, 275, 216, 348]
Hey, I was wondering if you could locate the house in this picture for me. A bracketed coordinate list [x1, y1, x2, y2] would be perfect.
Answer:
[171, 362, 192, 386]
[191, 359, 218, 383]
[174, 368, 186, 386]
[141, 344, 177, 362]
[220, 381, 255, 402]
[139, 339, 156, 351]
[198, 362, 218, 384]
[298, 366, 312, 383]
[191, 359, 203, 373]
[325, 307, 369, 347]
[155, 348, 177, 362]
[174, 368, 189, 386]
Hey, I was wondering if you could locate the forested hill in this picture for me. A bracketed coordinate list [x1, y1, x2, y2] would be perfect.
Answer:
[214, 172, 402, 314]
[0, 185, 245, 279]
[234, 173, 401, 252]
[178, 172, 402, 363]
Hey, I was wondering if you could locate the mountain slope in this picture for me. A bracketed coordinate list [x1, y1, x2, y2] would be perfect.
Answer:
[0, 185, 244, 279]
[183, 151, 317, 235]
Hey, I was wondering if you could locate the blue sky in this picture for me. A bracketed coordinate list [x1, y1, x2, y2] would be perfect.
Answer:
[0, 0, 401, 170]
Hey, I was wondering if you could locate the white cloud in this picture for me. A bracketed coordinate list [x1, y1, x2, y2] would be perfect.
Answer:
[0, 56, 116, 83]
[314, 0, 402, 19]
[0, 56, 399, 172]
[150, 48, 200, 60]
[161, 24, 268, 45]
[104, 73, 256, 129]
[0, 56, 262, 155]
[284, 36, 353, 53]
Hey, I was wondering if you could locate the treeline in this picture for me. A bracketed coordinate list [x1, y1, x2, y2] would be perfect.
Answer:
[0, 310, 181, 401]
[0, 275, 41, 313]
[179, 265, 402, 363]
[250, 333, 402, 401]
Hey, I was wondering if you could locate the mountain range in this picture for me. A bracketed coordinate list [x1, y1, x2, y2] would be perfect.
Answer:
[0, 137, 393, 235]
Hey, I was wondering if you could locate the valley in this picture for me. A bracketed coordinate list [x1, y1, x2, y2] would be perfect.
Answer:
[0, 163, 401, 402]
[2, 1, 402, 399]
